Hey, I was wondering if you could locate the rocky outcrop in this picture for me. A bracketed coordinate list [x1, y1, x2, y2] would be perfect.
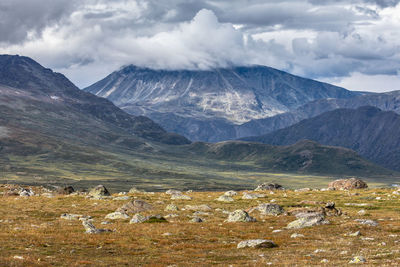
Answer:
[328, 178, 368, 190]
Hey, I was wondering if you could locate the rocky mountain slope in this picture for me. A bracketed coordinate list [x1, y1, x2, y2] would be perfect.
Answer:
[84, 65, 358, 142]
[243, 106, 400, 171]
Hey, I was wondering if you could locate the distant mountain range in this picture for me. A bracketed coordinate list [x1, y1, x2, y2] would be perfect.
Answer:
[243, 106, 400, 171]
[84, 65, 359, 142]
[1, 55, 393, 190]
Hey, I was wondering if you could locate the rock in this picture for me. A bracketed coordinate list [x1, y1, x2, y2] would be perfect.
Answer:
[184, 204, 212, 211]
[393, 190, 400, 195]
[216, 195, 234, 202]
[328, 178, 368, 190]
[224, 190, 237, 196]
[19, 188, 34, 197]
[251, 203, 284, 216]
[113, 196, 130, 201]
[295, 188, 311, 192]
[57, 186, 75, 195]
[128, 187, 144, 194]
[242, 192, 266, 199]
[129, 214, 147, 224]
[358, 209, 366, 215]
[105, 212, 130, 220]
[349, 256, 366, 264]
[237, 239, 277, 249]
[225, 210, 256, 222]
[355, 219, 378, 227]
[344, 203, 371, 207]
[290, 233, 304, 238]
[192, 211, 210, 216]
[255, 183, 284, 191]
[171, 194, 192, 200]
[190, 217, 203, 223]
[345, 231, 361, 237]
[130, 214, 168, 224]
[88, 185, 110, 198]
[116, 200, 153, 214]
[60, 213, 92, 221]
[286, 213, 329, 229]
[320, 259, 329, 263]
[166, 189, 182, 195]
[82, 220, 112, 234]
[164, 214, 179, 218]
[165, 204, 179, 212]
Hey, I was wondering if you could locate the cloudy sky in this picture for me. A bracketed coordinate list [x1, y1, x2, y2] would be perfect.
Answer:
[0, 0, 399, 92]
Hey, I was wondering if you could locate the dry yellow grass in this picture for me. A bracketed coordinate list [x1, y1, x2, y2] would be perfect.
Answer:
[1, 184, 400, 266]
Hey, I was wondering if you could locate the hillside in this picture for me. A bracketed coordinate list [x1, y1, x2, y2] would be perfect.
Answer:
[84, 65, 358, 142]
[243, 106, 400, 171]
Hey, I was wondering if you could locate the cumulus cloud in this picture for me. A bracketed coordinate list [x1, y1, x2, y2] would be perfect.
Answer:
[0, 0, 399, 92]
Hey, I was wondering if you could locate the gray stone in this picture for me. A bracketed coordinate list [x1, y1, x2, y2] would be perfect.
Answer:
[117, 200, 153, 214]
[105, 212, 130, 220]
[165, 204, 179, 211]
[129, 214, 147, 224]
[237, 239, 277, 249]
[225, 210, 256, 222]
[82, 220, 112, 234]
[88, 185, 110, 198]
[349, 256, 367, 264]
[19, 188, 34, 197]
[216, 195, 234, 202]
[190, 217, 203, 223]
[166, 189, 182, 195]
[224, 190, 237, 197]
[254, 183, 284, 191]
[113, 196, 131, 201]
[128, 187, 144, 194]
[252, 203, 284, 216]
[60, 213, 92, 221]
[286, 214, 329, 229]
[290, 233, 304, 238]
[355, 219, 378, 226]
[171, 194, 192, 200]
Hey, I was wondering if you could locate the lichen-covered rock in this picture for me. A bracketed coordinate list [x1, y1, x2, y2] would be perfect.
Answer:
[165, 204, 179, 211]
[224, 191, 237, 197]
[286, 213, 329, 229]
[190, 217, 203, 223]
[225, 210, 256, 222]
[130, 214, 167, 224]
[105, 211, 130, 220]
[88, 185, 110, 198]
[354, 219, 378, 227]
[171, 194, 192, 200]
[129, 214, 147, 224]
[328, 178, 368, 190]
[252, 203, 284, 216]
[254, 183, 284, 191]
[82, 220, 112, 234]
[349, 256, 367, 264]
[60, 213, 92, 221]
[242, 192, 266, 199]
[113, 196, 130, 201]
[216, 195, 234, 202]
[237, 239, 277, 249]
[166, 189, 182, 195]
[184, 204, 212, 211]
[117, 200, 153, 214]
[57, 186, 75, 195]
[19, 188, 34, 197]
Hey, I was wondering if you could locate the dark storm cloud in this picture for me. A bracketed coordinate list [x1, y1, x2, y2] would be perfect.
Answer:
[0, 0, 399, 91]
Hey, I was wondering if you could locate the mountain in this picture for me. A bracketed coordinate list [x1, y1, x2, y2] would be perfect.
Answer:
[243, 106, 400, 171]
[84, 65, 358, 142]
[0, 55, 396, 190]
[237, 90, 400, 138]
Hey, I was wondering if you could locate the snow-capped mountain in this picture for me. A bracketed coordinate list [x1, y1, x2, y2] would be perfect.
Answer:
[84, 65, 358, 141]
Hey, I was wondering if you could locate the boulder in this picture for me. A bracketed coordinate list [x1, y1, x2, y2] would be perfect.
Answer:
[286, 213, 329, 229]
[171, 194, 192, 200]
[242, 192, 266, 200]
[354, 219, 378, 227]
[224, 191, 237, 197]
[225, 210, 256, 222]
[254, 183, 284, 191]
[129, 214, 147, 224]
[88, 185, 110, 198]
[190, 217, 203, 223]
[328, 178, 368, 190]
[128, 187, 144, 194]
[165, 204, 179, 212]
[82, 220, 112, 234]
[105, 211, 130, 220]
[349, 256, 367, 264]
[19, 188, 34, 197]
[60, 214, 92, 221]
[57, 186, 75, 195]
[216, 195, 234, 202]
[166, 189, 182, 195]
[117, 200, 153, 214]
[251, 203, 285, 216]
[237, 239, 277, 249]
[130, 214, 167, 224]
